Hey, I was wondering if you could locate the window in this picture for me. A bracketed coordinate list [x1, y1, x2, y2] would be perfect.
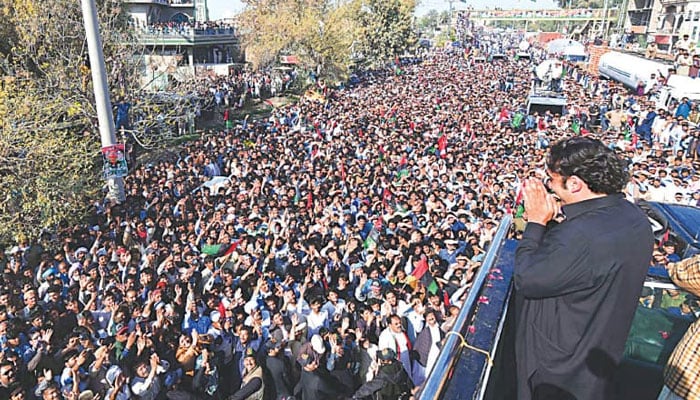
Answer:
[624, 281, 698, 368]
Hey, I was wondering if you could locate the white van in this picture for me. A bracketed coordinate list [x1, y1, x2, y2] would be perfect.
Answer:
[655, 75, 700, 109]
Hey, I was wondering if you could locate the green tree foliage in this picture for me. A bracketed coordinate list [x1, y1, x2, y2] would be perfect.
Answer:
[239, 0, 417, 76]
[0, 0, 192, 245]
[238, 0, 358, 80]
[356, 0, 418, 67]
[417, 9, 441, 32]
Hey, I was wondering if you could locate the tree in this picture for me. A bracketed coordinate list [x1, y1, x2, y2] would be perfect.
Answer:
[355, 0, 418, 67]
[0, 0, 194, 245]
[417, 9, 440, 32]
[238, 0, 358, 81]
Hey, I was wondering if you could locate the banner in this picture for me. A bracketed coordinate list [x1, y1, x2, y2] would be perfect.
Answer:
[102, 144, 128, 179]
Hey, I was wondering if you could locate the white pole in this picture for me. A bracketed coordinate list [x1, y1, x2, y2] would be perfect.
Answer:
[80, 0, 126, 203]
[601, 0, 609, 37]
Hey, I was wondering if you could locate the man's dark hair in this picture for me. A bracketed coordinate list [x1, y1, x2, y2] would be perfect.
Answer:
[547, 137, 628, 195]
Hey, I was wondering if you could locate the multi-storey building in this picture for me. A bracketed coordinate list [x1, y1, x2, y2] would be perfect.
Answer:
[124, 0, 243, 88]
[624, 0, 700, 51]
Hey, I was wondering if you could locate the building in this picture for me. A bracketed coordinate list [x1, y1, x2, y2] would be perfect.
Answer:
[124, 0, 243, 88]
[624, 0, 700, 51]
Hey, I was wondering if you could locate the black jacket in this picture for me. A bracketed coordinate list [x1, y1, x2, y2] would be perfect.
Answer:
[293, 368, 338, 400]
[352, 359, 413, 400]
[514, 194, 653, 400]
[265, 354, 293, 399]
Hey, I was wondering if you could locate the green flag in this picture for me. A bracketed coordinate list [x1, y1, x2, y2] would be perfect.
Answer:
[421, 270, 439, 295]
[363, 228, 379, 250]
[511, 112, 524, 129]
[571, 118, 580, 135]
[201, 244, 222, 256]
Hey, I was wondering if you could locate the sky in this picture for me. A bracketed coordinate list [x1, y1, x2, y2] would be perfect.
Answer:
[207, 0, 560, 20]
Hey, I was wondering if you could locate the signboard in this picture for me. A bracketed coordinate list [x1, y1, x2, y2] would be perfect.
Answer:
[102, 144, 128, 179]
[280, 55, 300, 64]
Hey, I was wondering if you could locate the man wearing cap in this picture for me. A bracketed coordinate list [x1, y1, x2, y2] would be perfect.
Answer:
[104, 365, 131, 400]
[351, 348, 414, 400]
[230, 348, 265, 400]
[515, 137, 653, 400]
[231, 326, 261, 393]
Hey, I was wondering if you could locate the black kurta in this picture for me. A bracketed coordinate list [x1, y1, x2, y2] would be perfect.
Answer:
[514, 194, 653, 400]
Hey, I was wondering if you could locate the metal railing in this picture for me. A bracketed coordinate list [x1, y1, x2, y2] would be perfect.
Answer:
[417, 214, 512, 400]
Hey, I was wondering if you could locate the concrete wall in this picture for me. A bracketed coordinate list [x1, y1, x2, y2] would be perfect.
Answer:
[587, 44, 612, 75]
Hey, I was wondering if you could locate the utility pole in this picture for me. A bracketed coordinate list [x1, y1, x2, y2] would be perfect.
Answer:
[80, 0, 126, 203]
[600, 0, 609, 38]
[448, 0, 455, 39]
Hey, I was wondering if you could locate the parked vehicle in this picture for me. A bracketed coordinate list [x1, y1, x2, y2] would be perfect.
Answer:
[598, 51, 672, 94]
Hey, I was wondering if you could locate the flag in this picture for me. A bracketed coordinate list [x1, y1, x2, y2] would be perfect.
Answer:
[421, 270, 439, 295]
[264, 99, 275, 108]
[396, 155, 409, 181]
[659, 229, 670, 246]
[363, 217, 383, 250]
[571, 118, 580, 135]
[511, 112, 524, 129]
[201, 244, 222, 256]
[437, 134, 447, 158]
[411, 256, 429, 280]
[222, 238, 244, 256]
[382, 188, 393, 210]
[511, 185, 524, 215]
[339, 162, 346, 181]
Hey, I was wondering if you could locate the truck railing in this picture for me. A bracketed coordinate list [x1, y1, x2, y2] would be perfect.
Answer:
[417, 214, 512, 400]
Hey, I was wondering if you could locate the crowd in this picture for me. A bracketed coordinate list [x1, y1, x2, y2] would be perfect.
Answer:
[135, 21, 236, 37]
[1, 30, 700, 400]
[205, 68, 298, 113]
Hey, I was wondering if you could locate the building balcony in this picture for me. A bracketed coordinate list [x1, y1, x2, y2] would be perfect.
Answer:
[136, 29, 239, 46]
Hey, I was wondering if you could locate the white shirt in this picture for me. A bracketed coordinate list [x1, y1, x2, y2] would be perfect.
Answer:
[426, 324, 442, 374]
[378, 327, 412, 376]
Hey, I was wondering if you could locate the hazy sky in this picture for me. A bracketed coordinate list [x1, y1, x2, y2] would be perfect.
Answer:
[207, 0, 560, 20]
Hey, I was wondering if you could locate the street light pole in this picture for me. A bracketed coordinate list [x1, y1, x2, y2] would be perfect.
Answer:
[79, 0, 126, 203]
